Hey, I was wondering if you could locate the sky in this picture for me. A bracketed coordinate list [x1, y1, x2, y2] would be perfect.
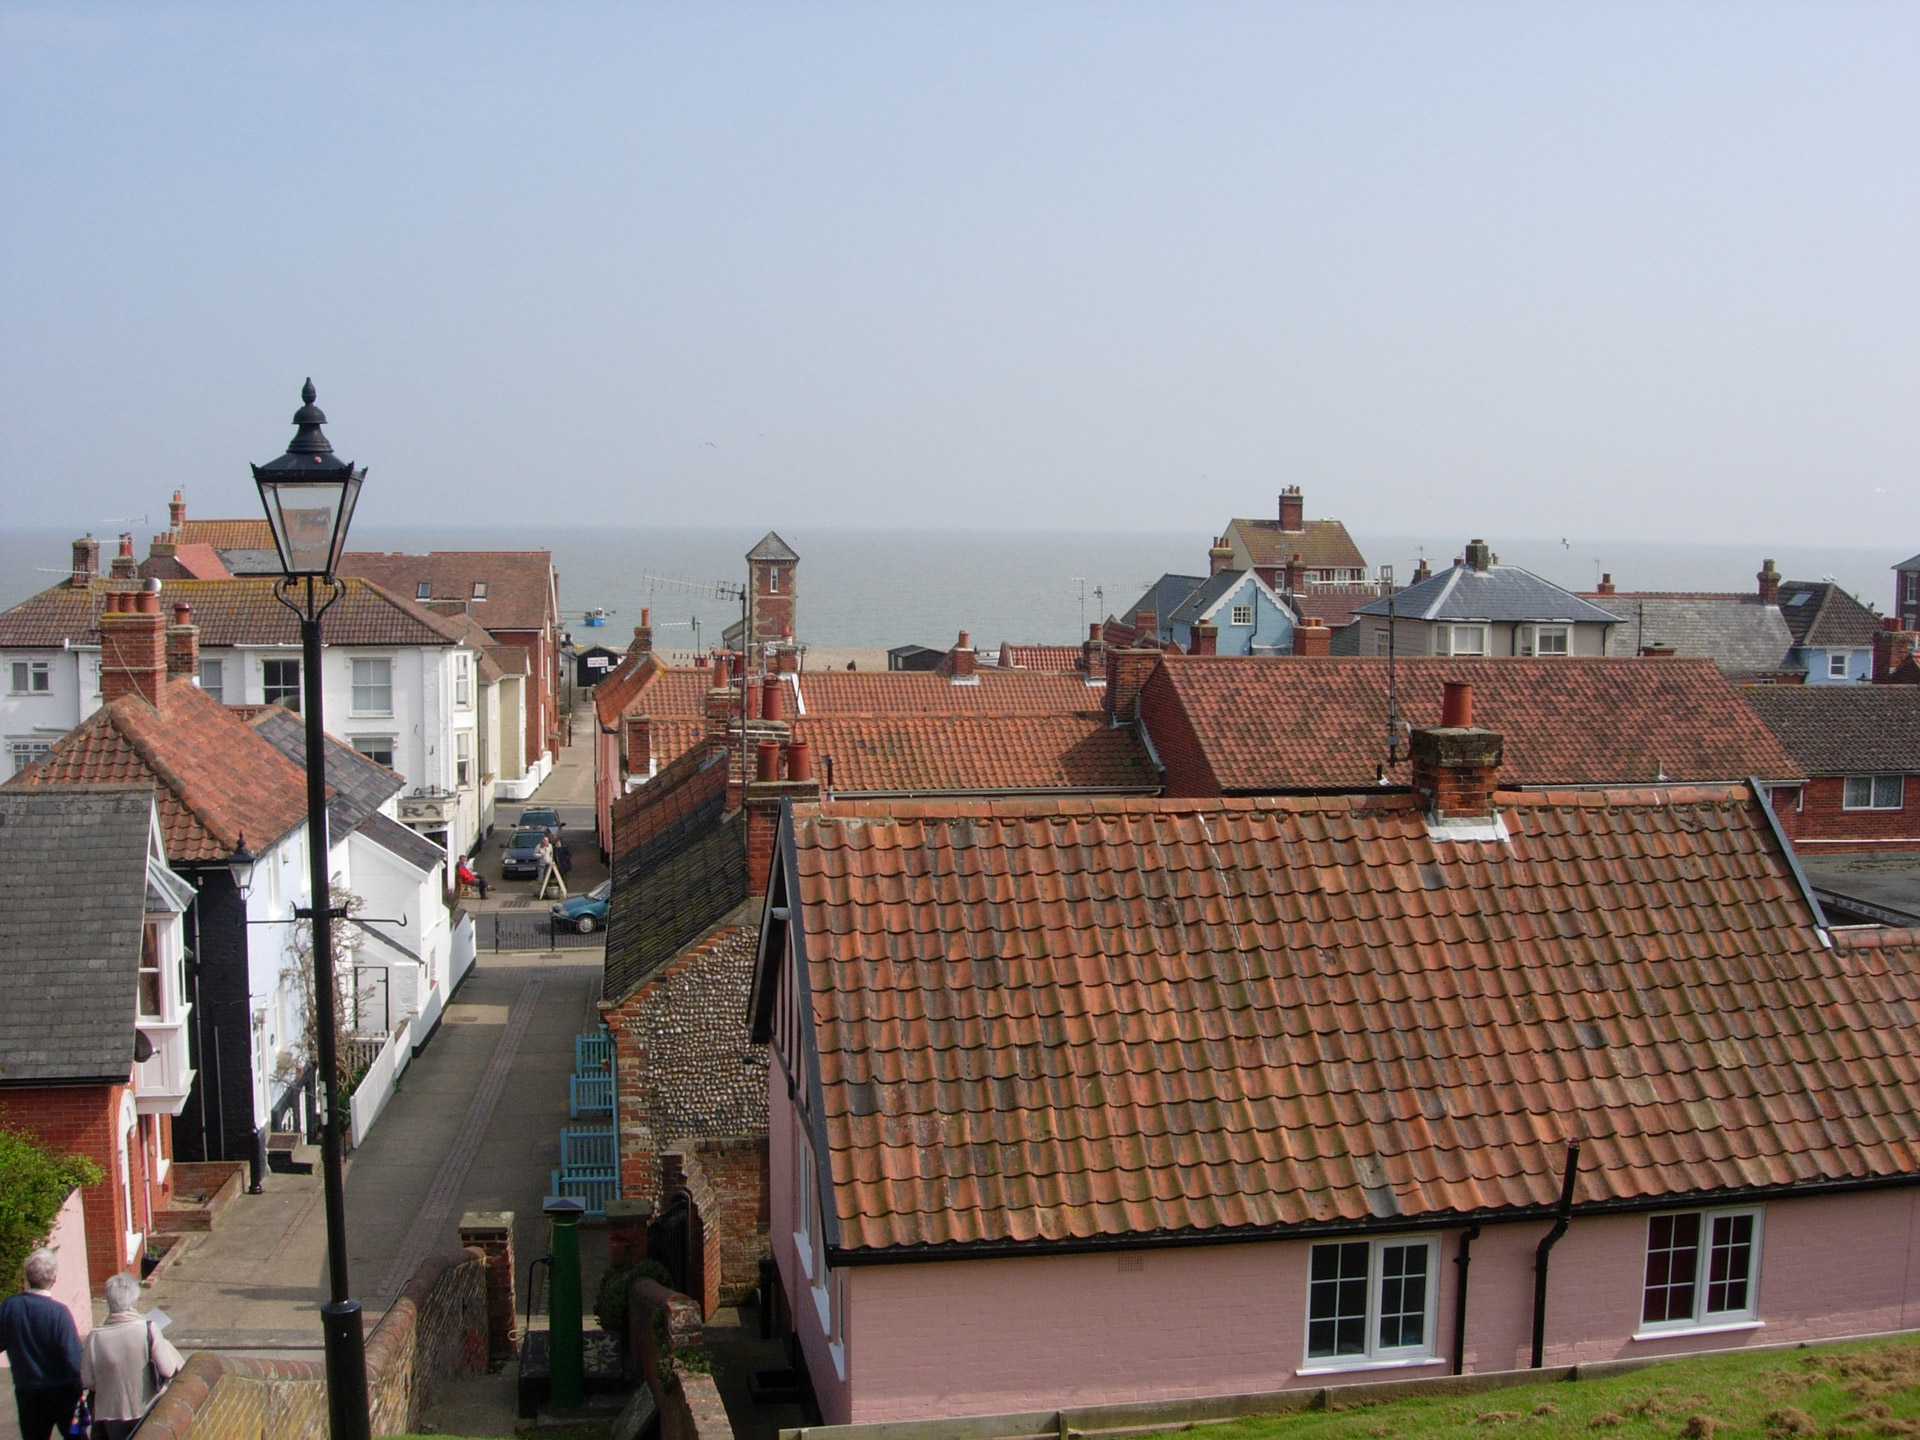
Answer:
[1, 3, 1916, 544]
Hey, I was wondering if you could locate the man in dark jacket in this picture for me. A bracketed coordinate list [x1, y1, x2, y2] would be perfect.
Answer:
[0, 1247, 83, 1440]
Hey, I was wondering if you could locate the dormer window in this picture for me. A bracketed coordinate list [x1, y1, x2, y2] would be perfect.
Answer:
[472, 581, 488, 600]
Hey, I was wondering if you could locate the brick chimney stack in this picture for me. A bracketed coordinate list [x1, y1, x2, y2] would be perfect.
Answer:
[1191, 622, 1218, 656]
[1410, 681, 1504, 825]
[71, 535, 99, 589]
[100, 583, 168, 709]
[169, 490, 187, 530]
[166, 602, 199, 681]
[1873, 622, 1918, 684]
[1464, 539, 1492, 574]
[1757, 558, 1781, 605]
[948, 631, 978, 683]
[1209, 537, 1235, 576]
[1412, 558, 1432, 584]
[1133, 608, 1156, 639]
[625, 715, 653, 777]
[1278, 486, 1304, 533]
[629, 606, 653, 659]
[1105, 649, 1159, 724]
[1293, 618, 1331, 656]
[1081, 621, 1107, 683]
[744, 760, 820, 896]
[110, 534, 139, 581]
[1596, 573, 1615, 596]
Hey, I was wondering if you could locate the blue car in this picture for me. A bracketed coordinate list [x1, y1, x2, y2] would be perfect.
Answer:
[501, 828, 572, 881]
[552, 880, 611, 934]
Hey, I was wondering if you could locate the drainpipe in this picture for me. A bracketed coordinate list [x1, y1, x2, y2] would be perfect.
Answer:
[1451, 1224, 1481, 1375]
[1530, 1141, 1581, 1368]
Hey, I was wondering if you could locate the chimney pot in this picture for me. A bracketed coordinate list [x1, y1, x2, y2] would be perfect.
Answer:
[756, 740, 781, 783]
[762, 674, 784, 722]
[169, 490, 187, 530]
[1597, 573, 1615, 596]
[1441, 680, 1473, 728]
[100, 585, 168, 709]
[787, 737, 813, 782]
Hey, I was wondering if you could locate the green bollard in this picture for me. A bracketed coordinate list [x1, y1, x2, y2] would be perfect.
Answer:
[544, 1196, 586, 1407]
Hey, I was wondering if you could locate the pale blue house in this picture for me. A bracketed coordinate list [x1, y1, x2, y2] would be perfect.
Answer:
[1167, 570, 1295, 655]
[1779, 580, 1879, 685]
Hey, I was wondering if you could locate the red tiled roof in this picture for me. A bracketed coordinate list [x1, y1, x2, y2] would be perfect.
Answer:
[6, 680, 308, 861]
[773, 788, 1920, 1254]
[176, 519, 273, 550]
[794, 714, 1156, 794]
[1291, 582, 1382, 631]
[593, 656, 716, 729]
[1228, 517, 1367, 573]
[996, 645, 1083, 673]
[0, 577, 468, 649]
[340, 551, 558, 634]
[1143, 655, 1802, 791]
[793, 669, 1102, 715]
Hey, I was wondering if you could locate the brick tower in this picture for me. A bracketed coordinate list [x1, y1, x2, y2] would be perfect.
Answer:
[745, 532, 799, 654]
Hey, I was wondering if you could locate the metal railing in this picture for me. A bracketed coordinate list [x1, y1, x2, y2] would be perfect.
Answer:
[479, 912, 605, 952]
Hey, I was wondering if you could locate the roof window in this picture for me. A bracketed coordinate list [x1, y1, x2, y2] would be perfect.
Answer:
[415, 581, 431, 599]
[472, 581, 488, 600]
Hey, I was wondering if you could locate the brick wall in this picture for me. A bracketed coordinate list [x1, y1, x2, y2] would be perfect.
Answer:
[629, 1278, 735, 1440]
[138, 1246, 488, 1440]
[1775, 774, 1920, 852]
[669, 1136, 770, 1311]
[604, 926, 768, 1210]
[3, 1083, 134, 1288]
[1136, 666, 1217, 798]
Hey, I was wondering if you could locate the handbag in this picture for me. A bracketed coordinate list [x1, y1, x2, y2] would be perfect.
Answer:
[64, 1392, 92, 1439]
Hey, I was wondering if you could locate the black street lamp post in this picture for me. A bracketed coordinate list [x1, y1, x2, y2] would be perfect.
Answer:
[253, 379, 370, 1440]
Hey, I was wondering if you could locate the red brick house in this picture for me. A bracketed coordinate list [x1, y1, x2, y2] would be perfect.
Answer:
[0, 787, 198, 1289]
[749, 695, 1920, 1424]
[1126, 654, 1802, 795]
[1741, 685, 1920, 852]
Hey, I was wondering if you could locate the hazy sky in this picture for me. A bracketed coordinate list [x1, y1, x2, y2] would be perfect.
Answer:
[2, 3, 1915, 543]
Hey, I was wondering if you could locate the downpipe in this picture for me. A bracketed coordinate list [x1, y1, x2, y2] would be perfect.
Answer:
[1530, 1141, 1581, 1369]
[1451, 1223, 1480, 1375]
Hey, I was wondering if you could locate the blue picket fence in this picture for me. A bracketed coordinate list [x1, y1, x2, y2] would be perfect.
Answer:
[552, 1027, 616, 1216]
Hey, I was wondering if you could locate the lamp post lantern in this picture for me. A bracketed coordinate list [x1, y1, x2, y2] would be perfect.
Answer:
[254, 378, 371, 1440]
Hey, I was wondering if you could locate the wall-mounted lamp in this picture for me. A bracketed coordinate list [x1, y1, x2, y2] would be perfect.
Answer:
[227, 834, 257, 897]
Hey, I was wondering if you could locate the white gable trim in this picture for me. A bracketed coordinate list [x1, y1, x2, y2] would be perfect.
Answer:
[1197, 570, 1288, 625]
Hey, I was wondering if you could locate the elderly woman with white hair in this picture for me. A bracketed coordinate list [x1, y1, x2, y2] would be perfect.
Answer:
[80, 1272, 184, 1439]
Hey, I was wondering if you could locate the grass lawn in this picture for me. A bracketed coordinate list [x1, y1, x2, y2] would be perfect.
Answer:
[1142, 1336, 1920, 1440]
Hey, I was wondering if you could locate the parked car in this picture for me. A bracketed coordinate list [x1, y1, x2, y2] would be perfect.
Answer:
[517, 807, 565, 838]
[552, 880, 611, 934]
[501, 827, 572, 880]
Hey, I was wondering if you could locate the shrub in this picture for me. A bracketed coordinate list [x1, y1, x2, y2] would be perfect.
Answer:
[0, 1125, 103, 1288]
[593, 1257, 672, 1335]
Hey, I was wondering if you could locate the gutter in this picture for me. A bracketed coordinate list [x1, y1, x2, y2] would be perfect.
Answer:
[1531, 1142, 1581, 1369]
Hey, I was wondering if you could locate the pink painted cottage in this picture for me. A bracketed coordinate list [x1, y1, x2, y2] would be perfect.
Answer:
[748, 689, 1920, 1425]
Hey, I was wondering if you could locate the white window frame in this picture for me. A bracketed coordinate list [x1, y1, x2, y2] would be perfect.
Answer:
[263, 656, 301, 708]
[1374, 629, 1392, 657]
[1301, 1234, 1440, 1372]
[1433, 625, 1488, 657]
[454, 730, 474, 788]
[1828, 652, 1849, 679]
[454, 652, 473, 708]
[8, 737, 52, 776]
[1843, 774, 1904, 811]
[1520, 624, 1570, 657]
[351, 736, 396, 769]
[1230, 604, 1255, 627]
[350, 656, 394, 716]
[198, 657, 224, 701]
[1637, 1206, 1763, 1337]
[9, 659, 51, 695]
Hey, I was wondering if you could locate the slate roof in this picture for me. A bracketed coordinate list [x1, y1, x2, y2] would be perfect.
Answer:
[1354, 563, 1623, 625]
[746, 532, 800, 563]
[6, 679, 309, 861]
[1589, 595, 1794, 673]
[1740, 686, 1920, 775]
[1141, 655, 1802, 790]
[358, 810, 446, 874]
[176, 519, 274, 551]
[1167, 570, 1250, 626]
[1777, 582, 1881, 649]
[996, 645, 1083, 673]
[606, 745, 745, 1000]
[765, 788, 1920, 1255]
[247, 706, 404, 835]
[0, 577, 466, 649]
[1227, 517, 1367, 573]
[793, 714, 1156, 794]
[340, 551, 558, 634]
[1121, 574, 1206, 628]
[1896, 554, 1920, 572]
[0, 787, 160, 1086]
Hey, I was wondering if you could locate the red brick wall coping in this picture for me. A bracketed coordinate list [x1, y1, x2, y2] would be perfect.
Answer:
[137, 1247, 488, 1440]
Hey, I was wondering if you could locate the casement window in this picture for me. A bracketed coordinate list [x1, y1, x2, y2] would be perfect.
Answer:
[415, 581, 431, 600]
[1520, 625, 1570, 657]
[455, 731, 473, 787]
[138, 923, 164, 1019]
[1432, 625, 1488, 657]
[9, 660, 50, 695]
[1843, 774, 1904, 811]
[198, 658, 223, 702]
[454, 653, 472, 708]
[1828, 653, 1849, 679]
[352, 736, 396, 768]
[1907, 574, 1919, 604]
[1231, 604, 1255, 627]
[769, 568, 781, 595]
[8, 738, 51, 776]
[1641, 1209, 1761, 1332]
[263, 658, 300, 709]
[1374, 630, 1392, 656]
[1304, 1236, 1438, 1366]
[351, 657, 393, 715]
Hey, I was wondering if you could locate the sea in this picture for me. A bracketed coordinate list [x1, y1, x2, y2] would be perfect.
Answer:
[0, 525, 1906, 653]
